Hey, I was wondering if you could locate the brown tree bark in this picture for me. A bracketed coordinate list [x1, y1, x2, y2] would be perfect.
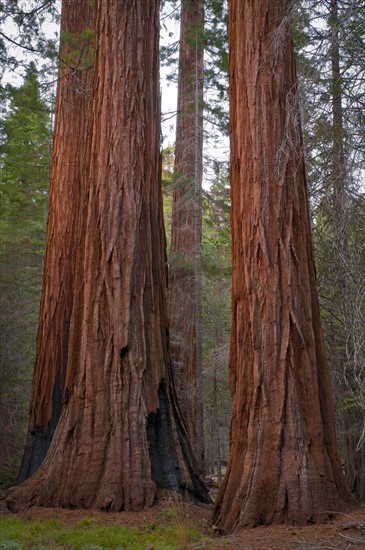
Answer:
[16, 0, 94, 483]
[169, 0, 205, 471]
[213, 0, 352, 531]
[7, 0, 210, 512]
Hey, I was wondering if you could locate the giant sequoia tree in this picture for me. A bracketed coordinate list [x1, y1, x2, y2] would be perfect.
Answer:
[7, 0, 209, 512]
[213, 0, 351, 531]
[16, 0, 94, 483]
[169, 0, 205, 471]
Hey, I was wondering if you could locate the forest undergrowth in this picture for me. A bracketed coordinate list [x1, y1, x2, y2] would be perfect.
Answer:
[0, 493, 364, 550]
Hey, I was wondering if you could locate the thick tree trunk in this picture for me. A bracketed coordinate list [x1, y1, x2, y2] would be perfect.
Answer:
[213, 0, 352, 532]
[7, 0, 210, 512]
[16, 0, 94, 483]
[169, 0, 205, 471]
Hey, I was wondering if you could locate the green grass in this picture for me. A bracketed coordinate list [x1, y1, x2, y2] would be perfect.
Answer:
[0, 515, 205, 550]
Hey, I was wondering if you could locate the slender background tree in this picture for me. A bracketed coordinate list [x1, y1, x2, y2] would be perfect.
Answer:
[162, 0, 230, 481]
[169, 0, 205, 472]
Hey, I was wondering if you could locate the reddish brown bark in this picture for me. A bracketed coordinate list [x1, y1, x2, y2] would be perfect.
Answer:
[169, 0, 205, 470]
[213, 0, 352, 531]
[7, 0, 210, 512]
[16, 0, 94, 483]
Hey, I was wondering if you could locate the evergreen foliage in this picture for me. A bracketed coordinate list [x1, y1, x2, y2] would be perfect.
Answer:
[0, 0, 59, 78]
[0, 0, 363, 509]
[294, 0, 365, 502]
[0, 63, 51, 489]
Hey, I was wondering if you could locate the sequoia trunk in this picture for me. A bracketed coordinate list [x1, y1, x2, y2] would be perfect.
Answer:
[17, 0, 94, 482]
[213, 0, 351, 531]
[169, 0, 205, 470]
[7, 0, 210, 512]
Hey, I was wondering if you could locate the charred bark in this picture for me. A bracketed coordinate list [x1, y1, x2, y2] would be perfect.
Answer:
[213, 0, 352, 532]
[169, 0, 205, 471]
[16, 0, 94, 483]
[8, 0, 210, 512]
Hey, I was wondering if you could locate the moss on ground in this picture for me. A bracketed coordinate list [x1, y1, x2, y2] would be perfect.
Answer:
[0, 515, 206, 549]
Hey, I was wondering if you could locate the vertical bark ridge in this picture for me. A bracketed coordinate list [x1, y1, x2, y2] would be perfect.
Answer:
[7, 0, 210, 512]
[169, 0, 205, 469]
[213, 0, 351, 532]
[16, 0, 94, 483]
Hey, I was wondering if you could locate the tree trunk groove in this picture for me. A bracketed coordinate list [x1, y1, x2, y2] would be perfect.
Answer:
[8, 0, 210, 512]
[17, 0, 94, 483]
[213, 0, 352, 531]
[169, 0, 205, 471]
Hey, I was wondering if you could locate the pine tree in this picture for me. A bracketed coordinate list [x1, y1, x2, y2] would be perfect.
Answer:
[0, 63, 51, 488]
[295, 0, 365, 503]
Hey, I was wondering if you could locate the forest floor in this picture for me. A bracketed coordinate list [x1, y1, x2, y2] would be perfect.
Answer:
[1, 494, 365, 549]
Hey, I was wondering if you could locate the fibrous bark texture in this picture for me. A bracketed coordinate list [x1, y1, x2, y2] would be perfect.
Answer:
[7, 0, 210, 512]
[213, 0, 351, 532]
[169, 0, 205, 470]
[17, 0, 94, 483]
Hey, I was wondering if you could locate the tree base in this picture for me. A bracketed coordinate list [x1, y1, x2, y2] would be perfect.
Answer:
[7, 381, 211, 513]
